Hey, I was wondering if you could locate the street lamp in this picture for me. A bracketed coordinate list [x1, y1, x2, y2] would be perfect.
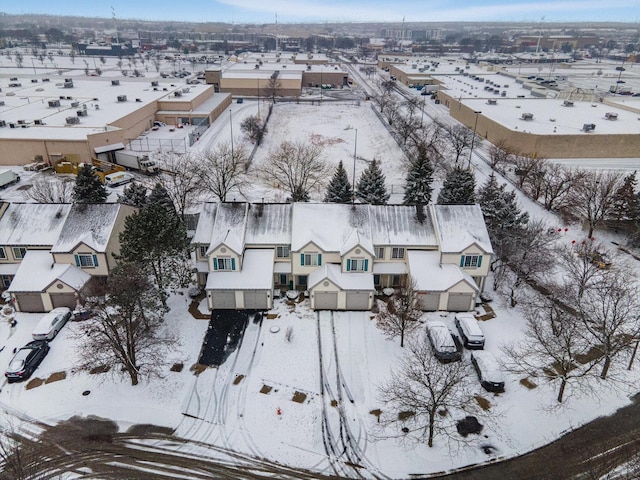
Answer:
[352, 128, 358, 204]
[229, 110, 234, 158]
[467, 111, 481, 169]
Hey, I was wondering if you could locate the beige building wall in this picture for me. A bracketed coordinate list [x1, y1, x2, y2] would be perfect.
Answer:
[110, 101, 158, 143]
[105, 204, 136, 271]
[220, 76, 302, 97]
[208, 244, 242, 271]
[301, 71, 348, 88]
[52, 249, 110, 277]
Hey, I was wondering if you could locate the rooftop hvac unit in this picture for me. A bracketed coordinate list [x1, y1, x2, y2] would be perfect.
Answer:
[71, 101, 79, 108]
[0, 100, 4, 106]
[17, 120, 25, 125]
[174, 91, 182, 97]
[563, 100, 574, 107]
[111, 80, 120, 86]
[0, 120, 6, 127]
[66, 96, 72, 100]
[521, 113, 534, 121]
[487, 99, 497, 105]
[9, 123, 15, 128]
[182, 87, 190, 93]
[9, 77, 17, 81]
[59, 95, 65, 100]
[135, 98, 142, 102]
[8, 83, 22, 88]
[42, 78, 50, 82]
[64, 78, 73, 83]
[153, 87, 158, 91]
[605, 112, 618, 120]
[117, 95, 127, 102]
[95, 104, 100, 110]
[66, 116, 79, 125]
[151, 81, 159, 87]
[63, 81, 73, 88]
[31, 79, 38, 83]
[34, 119, 42, 125]
[583, 123, 596, 132]
[77, 110, 87, 117]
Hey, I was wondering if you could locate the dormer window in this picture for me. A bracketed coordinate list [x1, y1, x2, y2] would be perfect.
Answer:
[347, 258, 368, 272]
[215, 257, 235, 271]
[460, 254, 482, 268]
[301, 252, 321, 266]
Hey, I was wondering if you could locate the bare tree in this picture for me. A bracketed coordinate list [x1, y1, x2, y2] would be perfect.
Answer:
[521, 157, 549, 201]
[156, 152, 202, 222]
[567, 170, 625, 238]
[73, 262, 176, 386]
[542, 165, 586, 212]
[264, 71, 282, 103]
[511, 152, 547, 190]
[556, 241, 609, 299]
[576, 266, 640, 380]
[197, 142, 248, 202]
[443, 124, 476, 165]
[0, 419, 44, 480]
[503, 295, 599, 403]
[259, 140, 332, 202]
[151, 56, 161, 72]
[24, 178, 74, 203]
[377, 277, 422, 347]
[372, 79, 396, 115]
[487, 139, 513, 172]
[378, 333, 473, 447]
[394, 110, 420, 146]
[240, 115, 267, 145]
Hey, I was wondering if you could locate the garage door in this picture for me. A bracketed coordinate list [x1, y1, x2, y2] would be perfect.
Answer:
[314, 292, 338, 310]
[418, 293, 440, 311]
[243, 291, 268, 310]
[345, 291, 370, 310]
[447, 293, 473, 312]
[50, 293, 77, 309]
[16, 293, 44, 313]
[210, 291, 236, 309]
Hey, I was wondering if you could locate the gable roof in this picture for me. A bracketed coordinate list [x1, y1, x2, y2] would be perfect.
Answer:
[207, 202, 248, 255]
[340, 229, 375, 256]
[408, 250, 479, 292]
[192, 202, 218, 245]
[432, 204, 493, 254]
[308, 263, 374, 291]
[51, 203, 124, 253]
[8, 250, 91, 293]
[245, 203, 292, 245]
[0, 203, 71, 246]
[369, 205, 437, 246]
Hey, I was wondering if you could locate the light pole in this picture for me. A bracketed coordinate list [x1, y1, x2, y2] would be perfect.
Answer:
[352, 128, 358, 204]
[467, 111, 481, 169]
[257, 77, 260, 117]
[229, 110, 234, 158]
[420, 96, 425, 128]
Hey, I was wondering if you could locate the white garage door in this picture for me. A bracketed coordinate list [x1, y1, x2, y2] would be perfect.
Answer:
[314, 292, 338, 310]
[16, 293, 45, 313]
[418, 293, 440, 311]
[210, 291, 236, 309]
[243, 291, 269, 310]
[447, 293, 473, 312]
[345, 291, 370, 310]
[50, 293, 77, 309]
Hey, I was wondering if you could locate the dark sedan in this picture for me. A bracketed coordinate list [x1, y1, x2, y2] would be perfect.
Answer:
[5, 340, 50, 382]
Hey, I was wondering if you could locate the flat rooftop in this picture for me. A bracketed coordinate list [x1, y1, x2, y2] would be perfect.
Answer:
[0, 77, 212, 140]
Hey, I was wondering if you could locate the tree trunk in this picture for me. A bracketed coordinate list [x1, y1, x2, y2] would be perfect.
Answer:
[428, 414, 435, 448]
[557, 378, 567, 403]
[600, 355, 611, 380]
[128, 367, 139, 386]
[400, 329, 405, 348]
[587, 223, 594, 239]
[510, 287, 517, 307]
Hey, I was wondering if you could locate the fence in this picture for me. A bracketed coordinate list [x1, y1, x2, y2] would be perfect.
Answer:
[128, 137, 188, 154]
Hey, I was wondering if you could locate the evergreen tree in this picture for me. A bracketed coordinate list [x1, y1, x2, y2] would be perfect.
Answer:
[72, 164, 107, 203]
[437, 166, 476, 205]
[356, 159, 390, 205]
[118, 182, 148, 208]
[611, 171, 640, 222]
[478, 174, 529, 234]
[324, 161, 353, 203]
[118, 187, 190, 308]
[403, 148, 434, 205]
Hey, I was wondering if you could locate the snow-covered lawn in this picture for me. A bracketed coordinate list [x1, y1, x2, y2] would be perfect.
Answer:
[2, 286, 640, 478]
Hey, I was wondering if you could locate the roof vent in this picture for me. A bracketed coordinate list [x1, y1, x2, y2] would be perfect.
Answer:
[582, 123, 596, 132]
[521, 113, 533, 121]
[563, 100, 574, 107]
[111, 80, 120, 86]
[605, 112, 618, 120]
[117, 95, 127, 102]
[66, 116, 80, 125]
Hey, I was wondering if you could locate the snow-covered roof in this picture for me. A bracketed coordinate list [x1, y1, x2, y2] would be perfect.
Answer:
[0, 203, 71, 246]
[308, 263, 374, 291]
[8, 250, 91, 292]
[407, 250, 479, 292]
[369, 205, 437, 246]
[245, 203, 292, 245]
[208, 203, 248, 255]
[51, 203, 123, 253]
[433, 204, 493, 254]
[340, 229, 375, 257]
[205, 249, 274, 290]
[192, 202, 218, 245]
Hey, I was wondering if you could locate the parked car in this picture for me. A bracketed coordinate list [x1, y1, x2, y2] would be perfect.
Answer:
[32, 307, 72, 341]
[426, 320, 461, 363]
[471, 351, 505, 392]
[5, 340, 50, 382]
[455, 313, 485, 349]
[104, 171, 135, 188]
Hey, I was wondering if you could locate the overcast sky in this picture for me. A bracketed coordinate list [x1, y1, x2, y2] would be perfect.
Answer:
[2, 0, 638, 24]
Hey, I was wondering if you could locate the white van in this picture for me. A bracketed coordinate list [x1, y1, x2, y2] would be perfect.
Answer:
[455, 313, 485, 349]
[104, 171, 134, 188]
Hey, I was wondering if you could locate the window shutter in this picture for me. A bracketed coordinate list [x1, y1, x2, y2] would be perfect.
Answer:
[92, 255, 98, 267]
[300, 255, 305, 266]
[231, 258, 236, 271]
[74, 255, 80, 267]
[318, 254, 322, 266]
[213, 259, 218, 270]
[459, 256, 465, 267]
[364, 259, 369, 271]
[477, 256, 482, 268]
[346, 259, 351, 271]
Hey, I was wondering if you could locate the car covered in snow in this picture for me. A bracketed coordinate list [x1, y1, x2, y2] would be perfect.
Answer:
[426, 320, 461, 363]
[455, 313, 485, 349]
[5, 340, 50, 382]
[471, 350, 505, 392]
[32, 307, 72, 341]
